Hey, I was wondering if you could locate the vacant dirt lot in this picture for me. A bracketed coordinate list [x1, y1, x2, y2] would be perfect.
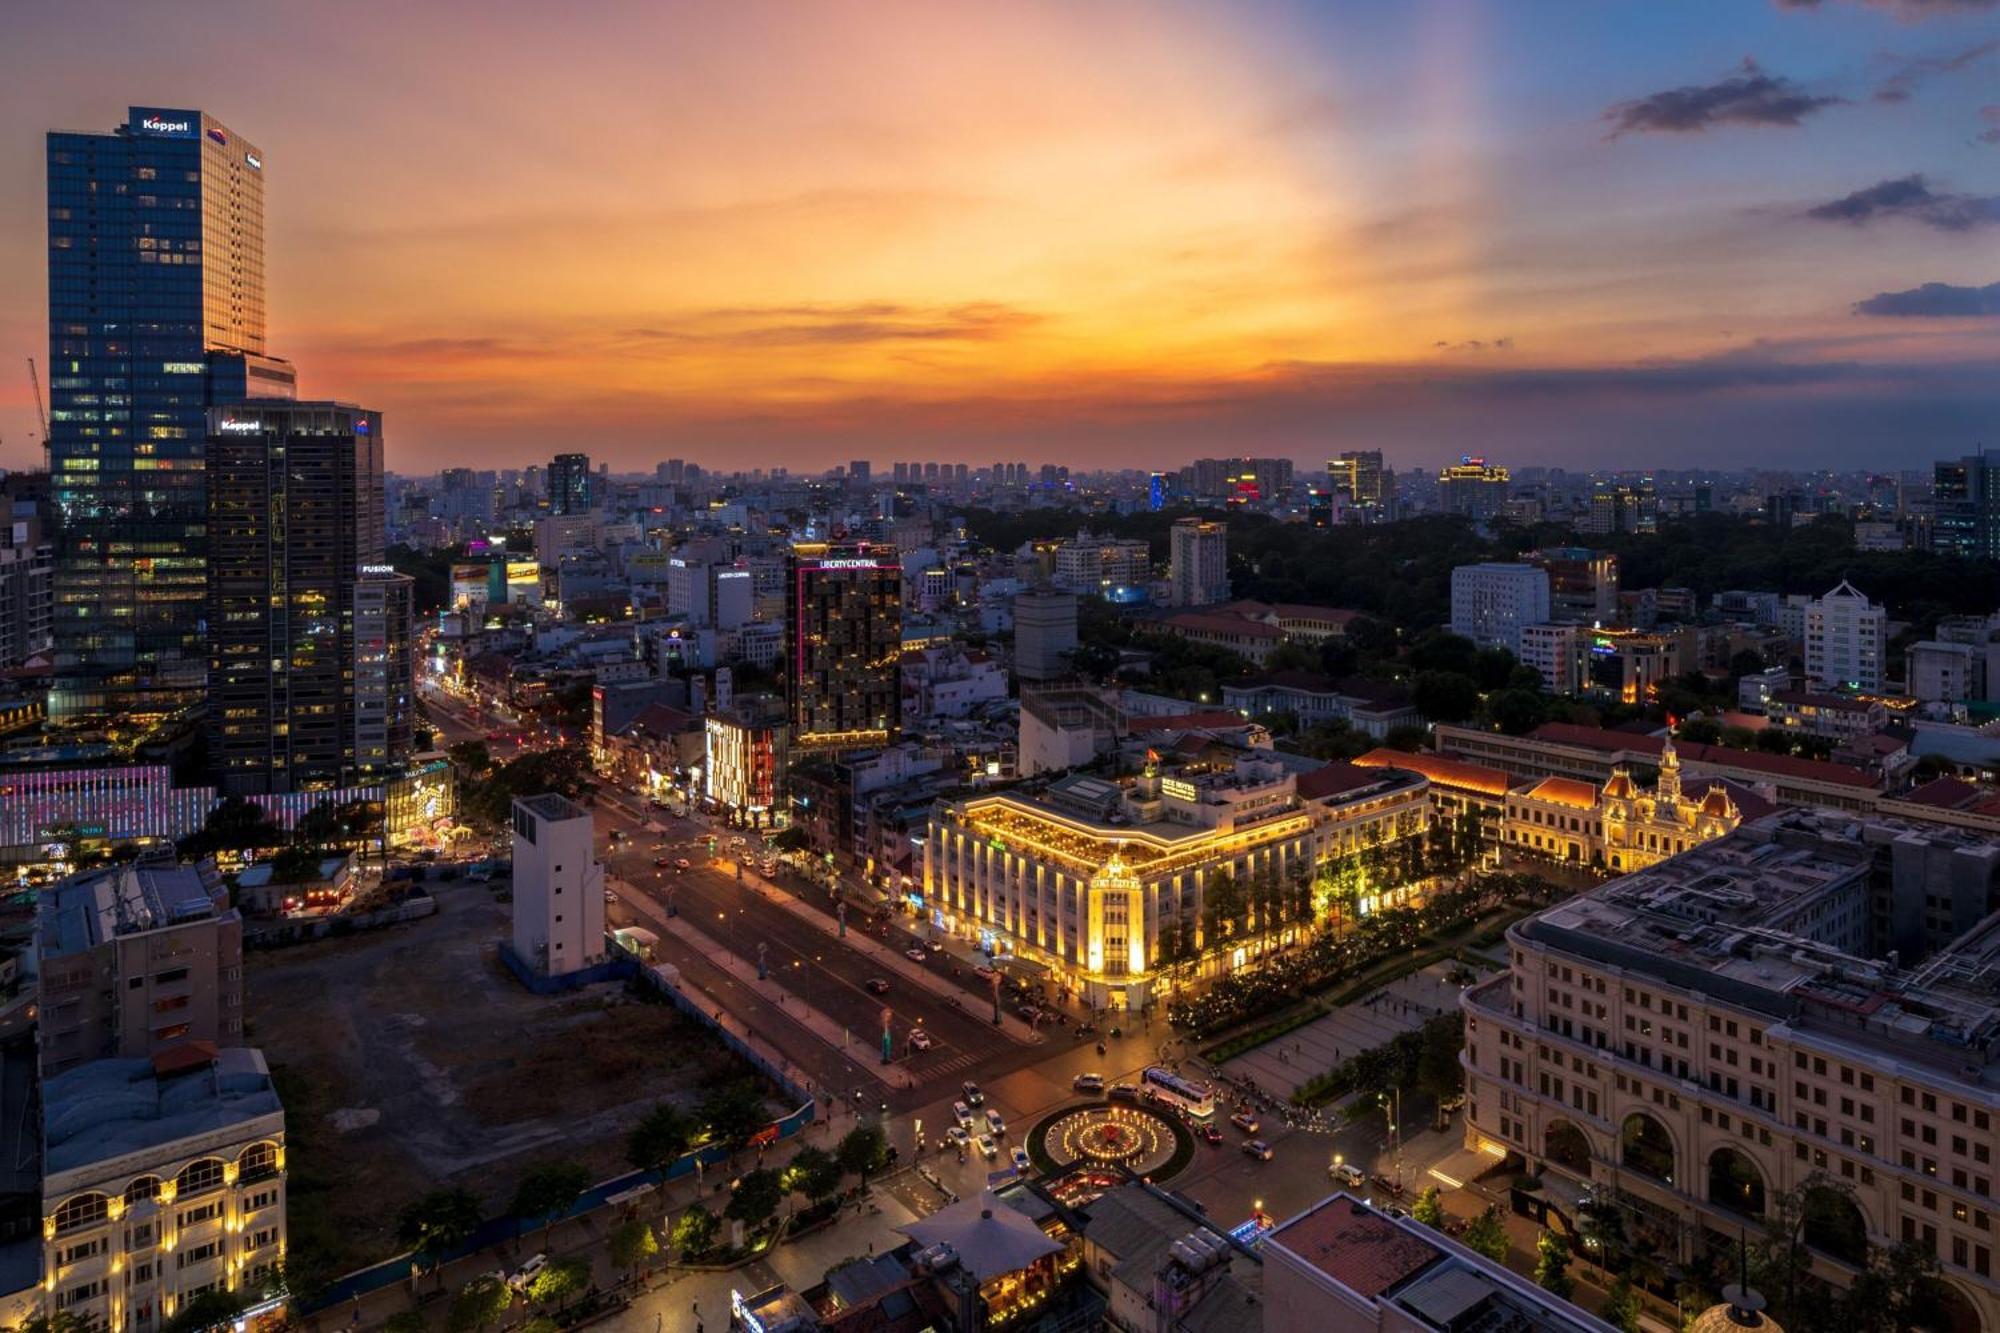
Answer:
[247, 881, 755, 1275]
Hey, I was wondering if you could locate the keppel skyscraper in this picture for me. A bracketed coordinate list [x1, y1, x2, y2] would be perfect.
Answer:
[46, 107, 296, 725]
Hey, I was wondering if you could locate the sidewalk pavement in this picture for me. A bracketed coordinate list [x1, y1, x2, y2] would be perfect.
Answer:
[316, 1100, 871, 1333]
[1224, 961, 1490, 1100]
[648, 897, 920, 1090]
[719, 859, 1044, 1047]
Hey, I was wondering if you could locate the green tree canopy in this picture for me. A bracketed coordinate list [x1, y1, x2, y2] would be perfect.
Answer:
[836, 1124, 889, 1181]
[785, 1145, 844, 1204]
[628, 1103, 694, 1171]
[396, 1187, 483, 1266]
[671, 1203, 719, 1257]
[1461, 1206, 1509, 1264]
[726, 1167, 785, 1228]
[610, 1217, 659, 1274]
[698, 1081, 770, 1146]
[1534, 1232, 1574, 1299]
[446, 1276, 513, 1333]
[526, 1257, 589, 1309]
[510, 1160, 590, 1235]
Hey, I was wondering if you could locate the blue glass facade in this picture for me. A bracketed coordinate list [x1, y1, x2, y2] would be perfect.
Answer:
[45, 107, 275, 725]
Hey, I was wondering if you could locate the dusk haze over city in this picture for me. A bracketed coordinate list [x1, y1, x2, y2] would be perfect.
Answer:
[5, 6, 2000, 1333]
[1, 0, 1997, 472]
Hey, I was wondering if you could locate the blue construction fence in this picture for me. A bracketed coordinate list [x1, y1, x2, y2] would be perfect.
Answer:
[306, 951, 815, 1312]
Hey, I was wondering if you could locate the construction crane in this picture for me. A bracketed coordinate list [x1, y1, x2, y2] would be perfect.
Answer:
[26, 358, 50, 469]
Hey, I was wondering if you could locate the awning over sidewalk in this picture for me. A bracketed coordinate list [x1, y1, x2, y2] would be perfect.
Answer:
[1426, 1142, 1507, 1191]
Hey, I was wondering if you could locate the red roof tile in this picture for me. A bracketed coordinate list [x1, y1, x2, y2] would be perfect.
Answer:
[1268, 1197, 1441, 1300]
[1903, 777, 1981, 810]
[1353, 748, 1514, 798]
[1526, 723, 1880, 789]
[1297, 763, 1394, 800]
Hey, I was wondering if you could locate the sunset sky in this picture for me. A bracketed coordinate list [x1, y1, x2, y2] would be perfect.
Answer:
[1, 0, 1995, 475]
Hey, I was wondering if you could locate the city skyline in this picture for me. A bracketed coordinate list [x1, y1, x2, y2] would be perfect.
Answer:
[1, 1, 1996, 475]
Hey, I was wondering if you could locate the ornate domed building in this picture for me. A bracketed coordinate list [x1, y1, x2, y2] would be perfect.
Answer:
[1503, 734, 1764, 873]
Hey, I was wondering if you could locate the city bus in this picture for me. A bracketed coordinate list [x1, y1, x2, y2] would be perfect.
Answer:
[1141, 1066, 1216, 1121]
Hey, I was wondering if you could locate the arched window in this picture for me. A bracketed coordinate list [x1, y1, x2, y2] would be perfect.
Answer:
[1545, 1120, 1593, 1177]
[124, 1176, 161, 1208]
[1802, 1184, 1869, 1268]
[1620, 1112, 1675, 1185]
[237, 1142, 279, 1183]
[54, 1193, 109, 1234]
[1706, 1146, 1766, 1218]
[176, 1158, 226, 1199]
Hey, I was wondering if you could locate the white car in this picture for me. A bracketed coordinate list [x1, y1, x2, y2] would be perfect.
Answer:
[953, 1100, 974, 1127]
[945, 1125, 970, 1148]
[1330, 1162, 1365, 1188]
[975, 1133, 998, 1159]
[909, 1028, 933, 1051]
[984, 1107, 1007, 1136]
[904, 948, 928, 963]
[509, 1254, 547, 1290]
[1010, 1146, 1031, 1172]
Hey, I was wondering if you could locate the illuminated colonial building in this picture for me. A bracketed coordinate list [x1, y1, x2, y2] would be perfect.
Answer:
[1501, 737, 1755, 873]
[40, 1048, 286, 1333]
[1464, 810, 2000, 1332]
[924, 753, 1428, 1009]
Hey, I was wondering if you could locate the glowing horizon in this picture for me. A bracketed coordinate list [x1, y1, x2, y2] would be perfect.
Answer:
[0, 0, 1995, 474]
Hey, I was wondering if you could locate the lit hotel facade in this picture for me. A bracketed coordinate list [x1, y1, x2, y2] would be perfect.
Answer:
[924, 758, 1427, 1010]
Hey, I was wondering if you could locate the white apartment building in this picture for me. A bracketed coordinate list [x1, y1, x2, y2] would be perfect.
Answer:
[1449, 563, 1551, 656]
[1519, 623, 1585, 695]
[510, 793, 606, 977]
[1463, 810, 2000, 1332]
[1168, 519, 1229, 607]
[1013, 588, 1078, 682]
[40, 1048, 286, 1333]
[1804, 580, 1886, 692]
[1053, 533, 1150, 595]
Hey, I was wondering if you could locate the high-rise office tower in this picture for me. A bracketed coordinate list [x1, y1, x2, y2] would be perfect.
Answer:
[547, 452, 594, 515]
[0, 492, 54, 670]
[352, 568, 416, 779]
[206, 401, 406, 794]
[1933, 451, 2000, 561]
[46, 107, 297, 722]
[1168, 518, 1229, 606]
[786, 541, 902, 753]
[1013, 588, 1078, 682]
[1328, 451, 1386, 507]
[849, 460, 871, 485]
